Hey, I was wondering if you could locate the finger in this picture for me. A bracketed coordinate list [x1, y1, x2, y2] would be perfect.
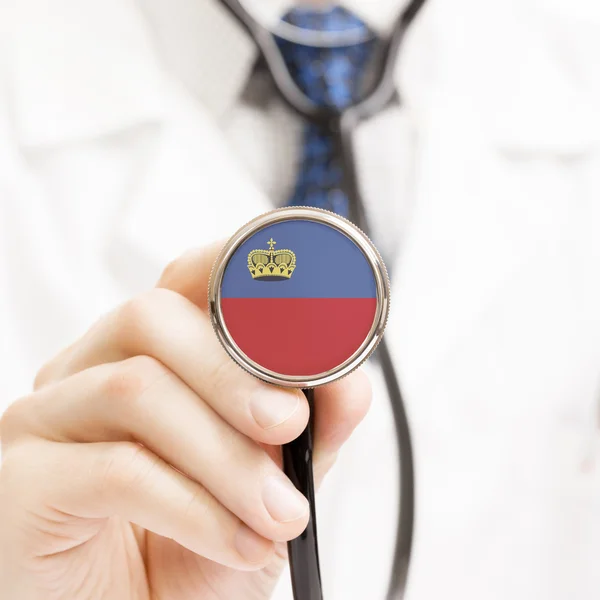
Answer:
[34, 288, 309, 446]
[34, 242, 223, 390]
[311, 369, 372, 487]
[0, 438, 274, 570]
[3, 357, 310, 543]
[156, 242, 225, 311]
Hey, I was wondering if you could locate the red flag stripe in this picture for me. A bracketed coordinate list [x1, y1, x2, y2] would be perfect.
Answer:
[221, 297, 377, 376]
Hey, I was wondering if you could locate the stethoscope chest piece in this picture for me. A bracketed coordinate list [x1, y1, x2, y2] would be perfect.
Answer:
[209, 207, 390, 388]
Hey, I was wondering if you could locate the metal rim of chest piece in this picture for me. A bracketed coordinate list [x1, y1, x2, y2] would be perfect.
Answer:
[208, 206, 390, 388]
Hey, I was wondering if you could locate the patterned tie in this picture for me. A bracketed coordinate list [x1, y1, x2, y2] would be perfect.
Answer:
[277, 6, 375, 217]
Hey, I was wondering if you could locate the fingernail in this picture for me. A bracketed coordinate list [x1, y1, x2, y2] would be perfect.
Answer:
[250, 388, 300, 430]
[262, 476, 309, 523]
[235, 526, 273, 564]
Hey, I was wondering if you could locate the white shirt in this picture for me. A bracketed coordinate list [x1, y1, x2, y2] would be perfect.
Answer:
[2, 0, 600, 598]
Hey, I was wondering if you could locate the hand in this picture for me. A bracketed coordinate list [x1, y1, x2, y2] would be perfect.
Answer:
[0, 243, 372, 600]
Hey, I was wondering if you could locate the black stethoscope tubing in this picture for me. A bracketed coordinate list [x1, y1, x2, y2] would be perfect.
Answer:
[217, 1, 428, 598]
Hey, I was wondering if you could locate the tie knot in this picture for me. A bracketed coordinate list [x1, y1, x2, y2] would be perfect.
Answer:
[277, 6, 375, 110]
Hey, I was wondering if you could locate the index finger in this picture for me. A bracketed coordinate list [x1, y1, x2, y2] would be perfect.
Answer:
[156, 241, 225, 310]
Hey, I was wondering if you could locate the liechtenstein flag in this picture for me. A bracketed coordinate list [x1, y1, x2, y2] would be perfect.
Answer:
[219, 218, 379, 377]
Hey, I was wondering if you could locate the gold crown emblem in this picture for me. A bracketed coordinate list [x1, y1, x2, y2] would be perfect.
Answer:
[248, 238, 296, 281]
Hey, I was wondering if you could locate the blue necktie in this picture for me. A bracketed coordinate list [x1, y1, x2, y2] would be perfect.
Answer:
[277, 7, 375, 217]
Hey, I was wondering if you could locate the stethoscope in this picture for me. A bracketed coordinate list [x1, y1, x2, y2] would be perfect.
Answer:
[216, 1, 429, 598]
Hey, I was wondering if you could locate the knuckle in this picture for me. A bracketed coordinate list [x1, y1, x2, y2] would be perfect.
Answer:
[127, 354, 169, 385]
[115, 289, 180, 353]
[33, 348, 70, 389]
[207, 361, 229, 396]
[208, 355, 250, 402]
[0, 395, 34, 446]
[216, 422, 248, 462]
[33, 360, 55, 390]
[181, 484, 213, 523]
[158, 255, 185, 287]
[158, 248, 204, 289]
[98, 442, 161, 495]
[115, 293, 154, 345]
[102, 356, 169, 410]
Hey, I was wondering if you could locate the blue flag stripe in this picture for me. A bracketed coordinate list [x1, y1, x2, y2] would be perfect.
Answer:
[221, 220, 376, 299]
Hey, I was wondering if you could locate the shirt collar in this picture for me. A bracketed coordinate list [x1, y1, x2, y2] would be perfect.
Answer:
[245, 0, 403, 34]
[7, 0, 406, 148]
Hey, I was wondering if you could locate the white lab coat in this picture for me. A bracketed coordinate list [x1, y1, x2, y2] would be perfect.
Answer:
[2, 0, 600, 598]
